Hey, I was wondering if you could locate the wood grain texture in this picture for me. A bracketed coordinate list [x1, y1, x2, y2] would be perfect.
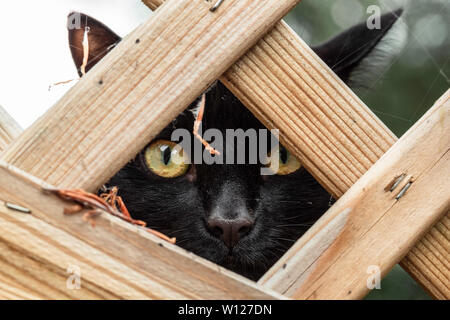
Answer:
[400, 212, 450, 299]
[144, 0, 449, 299]
[0, 106, 21, 153]
[0, 162, 283, 300]
[258, 91, 450, 299]
[1, 0, 300, 191]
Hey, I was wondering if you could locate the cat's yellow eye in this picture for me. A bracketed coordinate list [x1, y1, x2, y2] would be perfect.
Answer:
[266, 146, 302, 175]
[144, 140, 190, 178]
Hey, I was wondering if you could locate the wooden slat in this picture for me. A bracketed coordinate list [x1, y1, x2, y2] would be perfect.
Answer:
[0, 0, 300, 191]
[0, 161, 282, 300]
[257, 91, 450, 299]
[0, 270, 44, 300]
[0, 105, 21, 152]
[0, 212, 124, 299]
[400, 214, 450, 299]
[144, 0, 449, 299]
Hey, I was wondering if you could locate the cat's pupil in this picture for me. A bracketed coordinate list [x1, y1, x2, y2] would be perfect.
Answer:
[160, 145, 171, 165]
[280, 147, 288, 164]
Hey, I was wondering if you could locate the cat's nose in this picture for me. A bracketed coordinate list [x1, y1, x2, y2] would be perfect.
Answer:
[207, 218, 253, 249]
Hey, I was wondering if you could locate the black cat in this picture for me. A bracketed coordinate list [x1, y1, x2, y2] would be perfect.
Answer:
[68, 8, 405, 280]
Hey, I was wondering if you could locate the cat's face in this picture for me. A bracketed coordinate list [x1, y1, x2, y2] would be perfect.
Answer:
[68, 9, 405, 280]
[106, 81, 331, 280]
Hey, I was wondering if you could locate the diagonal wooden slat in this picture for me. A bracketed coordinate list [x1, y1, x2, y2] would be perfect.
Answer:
[0, 105, 21, 153]
[0, 0, 301, 191]
[401, 216, 450, 299]
[258, 91, 450, 299]
[144, 0, 449, 299]
[0, 161, 282, 299]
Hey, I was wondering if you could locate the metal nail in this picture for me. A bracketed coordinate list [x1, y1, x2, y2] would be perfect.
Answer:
[210, 0, 225, 12]
[396, 182, 412, 200]
[5, 202, 31, 214]
[390, 174, 406, 192]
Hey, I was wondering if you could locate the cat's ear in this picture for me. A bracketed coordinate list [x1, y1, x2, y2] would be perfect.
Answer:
[67, 12, 121, 77]
[312, 9, 407, 88]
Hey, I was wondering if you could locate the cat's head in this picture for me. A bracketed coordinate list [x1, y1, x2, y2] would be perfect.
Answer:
[67, 9, 406, 280]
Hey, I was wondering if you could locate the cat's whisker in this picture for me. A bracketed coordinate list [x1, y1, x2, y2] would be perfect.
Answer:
[266, 250, 282, 262]
[281, 215, 320, 223]
[276, 223, 315, 228]
[280, 214, 310, 221]
[170, 227, 191, 234]
[274, 247, 289, 254]
[173, 239, 190, 246]
[274, 237, 297, 243]
[275, 200, 314, 203]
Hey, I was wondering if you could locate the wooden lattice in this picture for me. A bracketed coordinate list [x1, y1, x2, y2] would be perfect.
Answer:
[0, 0, 448, 299]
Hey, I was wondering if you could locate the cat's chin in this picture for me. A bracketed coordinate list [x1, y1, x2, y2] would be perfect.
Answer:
[219, 257, 266, 281]
[214, 249, 271, 281]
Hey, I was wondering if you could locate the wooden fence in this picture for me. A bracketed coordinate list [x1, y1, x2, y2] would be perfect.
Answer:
[0, 0, 448, 299]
